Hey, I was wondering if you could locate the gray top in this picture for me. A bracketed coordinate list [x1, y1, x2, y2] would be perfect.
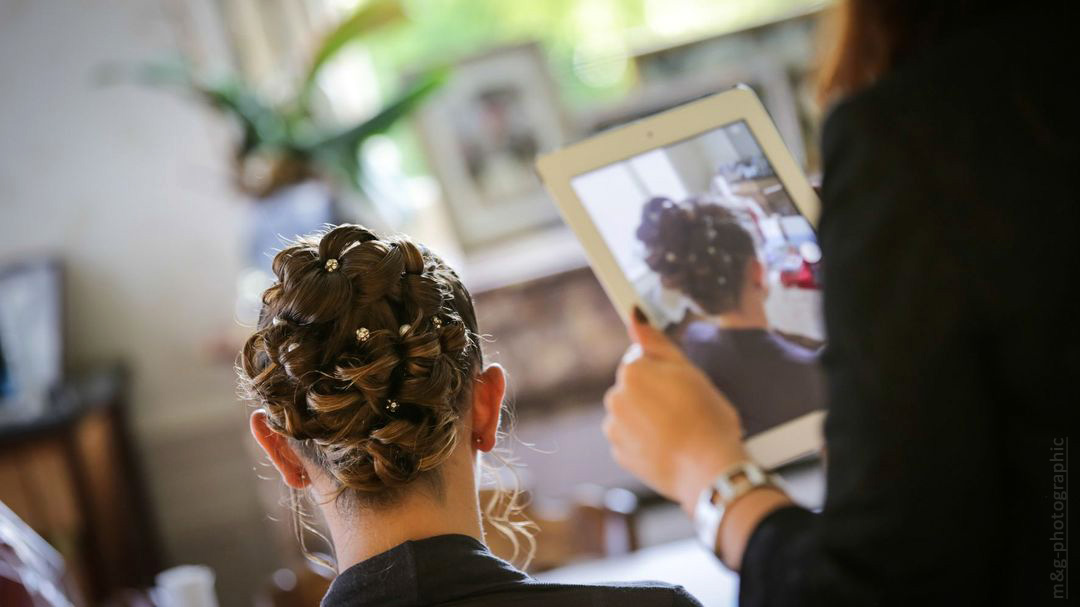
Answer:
[680, 323, 825, 437]
[321, 534, 703, 607]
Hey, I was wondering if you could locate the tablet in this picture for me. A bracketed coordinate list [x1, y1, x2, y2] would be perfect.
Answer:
[537, 87, 825, 469]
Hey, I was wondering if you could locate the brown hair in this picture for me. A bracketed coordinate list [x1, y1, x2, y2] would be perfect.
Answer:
[636, 197, 757, 316]
[818, 0, 1014, 103]
[238, 224, 482, 505]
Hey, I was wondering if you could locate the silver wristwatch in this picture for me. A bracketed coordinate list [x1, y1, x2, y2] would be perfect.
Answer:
[693, 460, 780, 556]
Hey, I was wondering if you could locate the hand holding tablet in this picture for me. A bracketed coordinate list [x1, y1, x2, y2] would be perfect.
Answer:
[606, 307, 752, 513]
[537, 87, 826, 469]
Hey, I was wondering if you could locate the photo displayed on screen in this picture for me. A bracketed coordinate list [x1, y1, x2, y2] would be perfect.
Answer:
[571, 121, 825, 437]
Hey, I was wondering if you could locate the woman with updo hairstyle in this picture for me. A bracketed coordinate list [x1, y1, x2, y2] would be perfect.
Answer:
[239, 224, 702, 607]
[635, 197, 824, 436]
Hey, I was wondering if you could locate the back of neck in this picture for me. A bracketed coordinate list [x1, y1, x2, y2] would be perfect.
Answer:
[315, 456, 484, 572]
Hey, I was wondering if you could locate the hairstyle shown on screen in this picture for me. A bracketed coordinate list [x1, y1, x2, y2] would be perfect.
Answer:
[636, 197, 758, 316]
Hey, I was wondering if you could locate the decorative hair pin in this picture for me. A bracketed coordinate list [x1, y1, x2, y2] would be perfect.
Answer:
[355, 327, 370, 343]
[324, 258, 340, 272]
[432, 316, 443, 328]
[399, 324, 411, 336]
[386, 400, 400, 413]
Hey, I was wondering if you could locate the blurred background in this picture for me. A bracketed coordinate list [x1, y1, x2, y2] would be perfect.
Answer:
[0, 0, 830, 605]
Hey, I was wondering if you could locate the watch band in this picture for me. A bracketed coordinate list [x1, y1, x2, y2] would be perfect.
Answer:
[693, 460, 779, 557]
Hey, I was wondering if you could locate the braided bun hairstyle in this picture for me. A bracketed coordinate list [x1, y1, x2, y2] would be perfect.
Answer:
[238, 224, 482, 504]
[636, 196, 758, 315]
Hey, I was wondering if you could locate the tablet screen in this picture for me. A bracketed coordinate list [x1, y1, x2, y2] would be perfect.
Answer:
[569, 120, 825, 437]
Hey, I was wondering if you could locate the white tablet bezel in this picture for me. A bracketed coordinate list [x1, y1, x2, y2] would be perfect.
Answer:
[536, 86, 824, 469]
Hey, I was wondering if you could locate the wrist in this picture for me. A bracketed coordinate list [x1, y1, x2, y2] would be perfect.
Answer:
[687, 459, 792, 570]
[676, 443, 748, 515]
[717, 487, 792, 570]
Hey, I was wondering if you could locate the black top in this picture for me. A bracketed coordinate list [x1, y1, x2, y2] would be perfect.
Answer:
[320, 534, 703, 607]
[739, 6, 1077, 606]
[680, 324, 824, 437]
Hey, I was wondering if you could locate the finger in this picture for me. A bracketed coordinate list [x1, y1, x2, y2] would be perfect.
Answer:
[603, 385, 617, 413]
[628, 307, 685, 361]
[601, 411, 615, 440]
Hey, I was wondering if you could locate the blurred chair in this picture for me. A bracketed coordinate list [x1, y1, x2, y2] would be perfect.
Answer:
[482, 485, 639, 572]
[255, 558, 334, 607]
[0, 366, 161, 601]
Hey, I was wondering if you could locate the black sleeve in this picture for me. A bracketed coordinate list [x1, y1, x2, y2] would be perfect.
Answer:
[737, 92, 1002, 606]
[670, 585, 705, 607]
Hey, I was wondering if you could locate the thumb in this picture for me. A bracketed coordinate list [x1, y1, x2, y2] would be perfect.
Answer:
[629, 307, 686, 361]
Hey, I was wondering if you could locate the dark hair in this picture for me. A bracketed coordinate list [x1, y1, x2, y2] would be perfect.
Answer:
[636, 197, 757, 315]
[238, 224, 482, 504]
[818, 0, 1015, 102]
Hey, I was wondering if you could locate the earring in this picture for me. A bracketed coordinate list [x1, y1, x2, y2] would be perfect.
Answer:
[474, 435, 483, 445]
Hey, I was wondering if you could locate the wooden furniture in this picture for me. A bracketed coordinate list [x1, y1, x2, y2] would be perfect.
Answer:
[481, 486, 640, 572]
[0, 365, 161, 602]
[255, 564, 334, 607]
[471, 265, 628, 415]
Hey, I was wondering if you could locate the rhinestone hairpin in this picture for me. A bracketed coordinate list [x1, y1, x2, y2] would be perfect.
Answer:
[324, 258, 339, 272]
[386, 400, 400, 413]
[432, 316, 443, 328]
[355, 327, 370, 343]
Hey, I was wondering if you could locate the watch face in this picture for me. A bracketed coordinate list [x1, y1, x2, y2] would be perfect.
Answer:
[693, 461, 779, 555]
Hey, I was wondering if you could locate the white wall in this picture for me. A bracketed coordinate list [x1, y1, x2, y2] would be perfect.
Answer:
[0, 0, 282, 602]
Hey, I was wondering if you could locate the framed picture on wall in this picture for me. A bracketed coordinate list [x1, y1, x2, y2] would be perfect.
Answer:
[415, 42, 573, 251]
[0, 259, 64, 424]
[611, 6, 825, 170]
[579, 59, 801, 166]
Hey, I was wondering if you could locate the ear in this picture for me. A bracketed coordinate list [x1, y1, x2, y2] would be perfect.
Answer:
[747, 257, 766, 290]
[470, 364, 505, 452]
[250, 411, 310, 489]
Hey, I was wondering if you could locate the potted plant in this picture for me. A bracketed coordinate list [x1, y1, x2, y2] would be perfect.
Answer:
[107, 0, 445, 203]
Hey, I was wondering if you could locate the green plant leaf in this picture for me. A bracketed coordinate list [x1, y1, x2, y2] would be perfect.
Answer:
[201, 78, 289, 154]
[112, 59, 288, 155]
[300, 0, 405, 104]
[303, 66, 449, 189]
